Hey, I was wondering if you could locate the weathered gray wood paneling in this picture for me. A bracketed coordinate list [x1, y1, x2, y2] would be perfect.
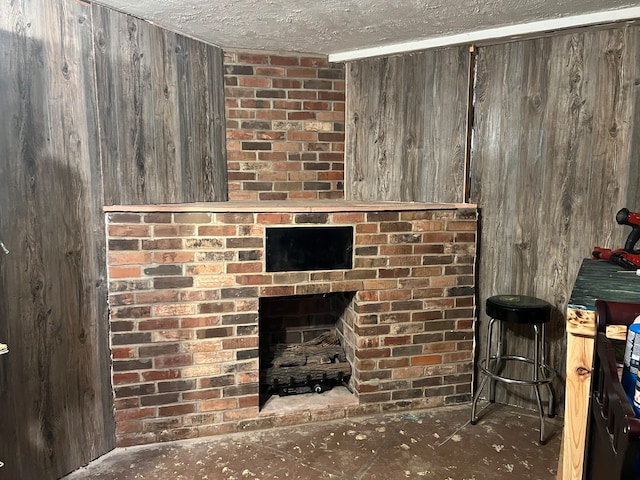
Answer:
[0, 0, 115, 478]
[345, 47, 469, 202]
[344, 25, 640, 414]
[93, 4, 228, 205]
[470, 26, 640, 410]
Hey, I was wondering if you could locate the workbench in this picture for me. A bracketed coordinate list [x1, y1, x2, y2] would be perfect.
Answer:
[560, 259, 640, 479]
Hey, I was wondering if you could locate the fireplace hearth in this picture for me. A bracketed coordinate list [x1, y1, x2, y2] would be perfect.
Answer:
[105, 201, 477, 447]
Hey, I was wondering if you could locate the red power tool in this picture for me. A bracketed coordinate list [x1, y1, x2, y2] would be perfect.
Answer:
[593, 208, 640, 269]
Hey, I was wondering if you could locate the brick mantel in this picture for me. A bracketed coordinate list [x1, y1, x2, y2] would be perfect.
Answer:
[105, 202, 478, 446]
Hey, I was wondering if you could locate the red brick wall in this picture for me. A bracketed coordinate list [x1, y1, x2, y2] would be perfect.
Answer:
[224, 52, 345, 201]
[106, 205, 477, 446]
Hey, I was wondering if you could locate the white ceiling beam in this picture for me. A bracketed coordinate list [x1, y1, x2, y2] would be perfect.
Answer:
[328, 6, 640, 62]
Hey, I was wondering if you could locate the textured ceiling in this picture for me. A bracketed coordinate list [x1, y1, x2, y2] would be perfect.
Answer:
[92, 0, 639, 59]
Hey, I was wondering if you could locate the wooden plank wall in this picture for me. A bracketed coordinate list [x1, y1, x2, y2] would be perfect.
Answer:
[345, 47, 470, 203]
[0, 1, 114, 478]
[470, 26, 640, 409]
[345, 25, 640, 412]
[0, 1, 228, 478]
[93, 4, 228, 205]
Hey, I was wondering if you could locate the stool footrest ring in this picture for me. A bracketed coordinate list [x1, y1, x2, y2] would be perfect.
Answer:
[479, 355, 556, 387]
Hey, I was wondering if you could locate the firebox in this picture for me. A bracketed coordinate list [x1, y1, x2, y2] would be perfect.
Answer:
[258, 292, 356, 407]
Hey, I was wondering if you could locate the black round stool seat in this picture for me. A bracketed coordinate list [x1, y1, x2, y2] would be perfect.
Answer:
[486, 295, 552, 324]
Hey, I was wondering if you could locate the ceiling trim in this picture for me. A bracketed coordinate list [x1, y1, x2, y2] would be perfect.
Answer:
[328, 6, 640, 62]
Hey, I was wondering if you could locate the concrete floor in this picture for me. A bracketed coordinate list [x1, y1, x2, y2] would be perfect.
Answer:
[64, 403, 562, 480]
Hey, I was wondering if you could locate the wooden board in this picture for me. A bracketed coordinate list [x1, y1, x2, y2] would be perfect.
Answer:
[345, 47, 470, 202]
[562, 329, 596, 480]
[470, 25, 640, 412]
[561, 306, 602, 480]
[93, 4, 228, 205]
[0, 0, 115, 477]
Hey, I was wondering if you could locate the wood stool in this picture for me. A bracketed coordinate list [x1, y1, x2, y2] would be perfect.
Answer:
[470, 294, 556, 444]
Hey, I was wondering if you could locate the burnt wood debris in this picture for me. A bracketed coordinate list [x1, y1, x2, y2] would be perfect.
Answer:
[264, 332, 351, 395]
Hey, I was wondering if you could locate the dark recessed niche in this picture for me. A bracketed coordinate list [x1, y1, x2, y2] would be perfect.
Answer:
[266, 226, 353, 272]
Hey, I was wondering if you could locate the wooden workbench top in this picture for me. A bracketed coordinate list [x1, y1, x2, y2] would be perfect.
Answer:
[569, 259, 640, 311]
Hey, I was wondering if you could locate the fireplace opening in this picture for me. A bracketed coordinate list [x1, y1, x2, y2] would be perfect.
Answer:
[258, 292, 357, 410]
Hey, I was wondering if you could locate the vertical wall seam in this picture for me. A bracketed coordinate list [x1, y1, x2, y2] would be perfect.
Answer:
[463, 45, 477, 204]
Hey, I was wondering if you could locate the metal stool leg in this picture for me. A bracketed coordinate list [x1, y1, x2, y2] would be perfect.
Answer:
[471, 317, 496, 425]
[540, 323, 556, 418]
[533, 324, 546, 444]
[489, 318, 503, 403]
[470, 368, 488, 425]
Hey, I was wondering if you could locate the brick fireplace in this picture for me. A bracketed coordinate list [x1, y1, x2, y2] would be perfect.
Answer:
[105, 201, 477, 446]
